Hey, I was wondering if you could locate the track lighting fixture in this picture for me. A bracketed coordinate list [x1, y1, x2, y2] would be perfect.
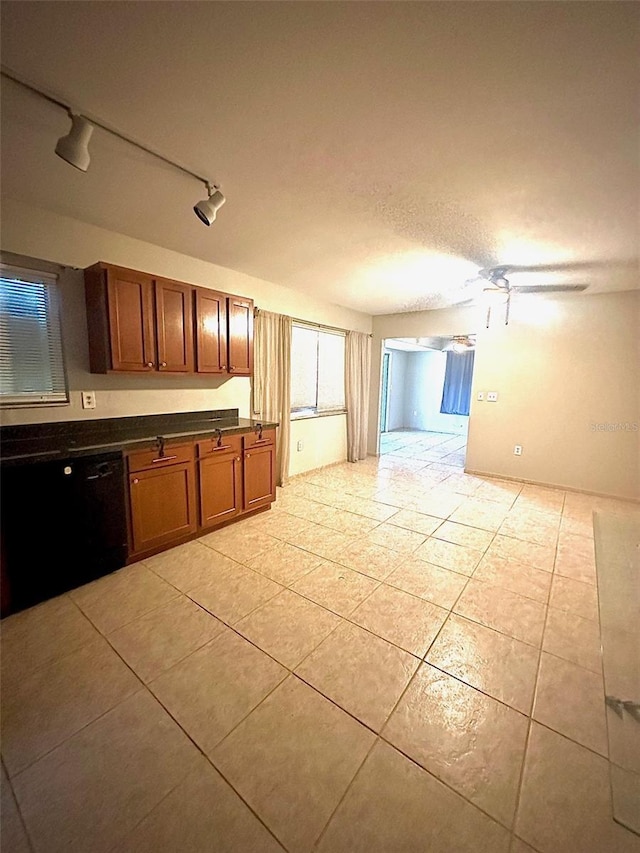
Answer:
[55, 112, 94, 172]
[194, 185, 226, 226]
[1, 67, 225, 226]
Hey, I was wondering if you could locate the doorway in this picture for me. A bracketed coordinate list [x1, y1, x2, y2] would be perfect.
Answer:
[378, 335, 475, 469]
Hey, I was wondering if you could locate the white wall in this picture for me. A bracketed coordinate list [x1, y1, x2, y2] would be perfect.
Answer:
[385, 349, 408, 431]
[1, 199, 372, 476]
[466, 290, 640, 500]
[289, 414, 347, 477]
[404, 351, 469, 435]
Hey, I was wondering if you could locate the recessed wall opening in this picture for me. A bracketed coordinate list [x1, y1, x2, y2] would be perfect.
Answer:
[379, 335, 476, 468]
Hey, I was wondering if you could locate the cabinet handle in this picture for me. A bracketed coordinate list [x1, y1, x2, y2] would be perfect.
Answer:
[211, 444, 231, 452]
[221, 365, 226, 370]
[152, 454, 177, 463]
[147, 362, 154, 368]
[161, 361, 167, 368]
[245, 453, 250, 458]
[230, 366, 235, 371]
[236, 456, 240, 461]
[133, 478, 139, 484]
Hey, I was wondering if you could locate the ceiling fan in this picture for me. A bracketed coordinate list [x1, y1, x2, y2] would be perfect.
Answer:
[471, 265, 589, 327]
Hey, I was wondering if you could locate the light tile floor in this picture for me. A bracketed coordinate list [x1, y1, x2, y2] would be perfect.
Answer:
[2, 429, 639, 852]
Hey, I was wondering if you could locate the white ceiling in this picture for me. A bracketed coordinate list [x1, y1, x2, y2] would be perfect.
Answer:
[1, 2, 638, 315]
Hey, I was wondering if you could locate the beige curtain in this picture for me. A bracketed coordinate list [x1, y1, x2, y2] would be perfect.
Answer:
[345, 330, 371, 462]
[253, 310, 292, 486]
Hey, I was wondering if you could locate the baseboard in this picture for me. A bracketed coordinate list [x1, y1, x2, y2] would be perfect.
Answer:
[463, 468, 640, 504]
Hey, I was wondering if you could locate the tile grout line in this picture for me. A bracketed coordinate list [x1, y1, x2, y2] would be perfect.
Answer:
[506, 487, 565, 845]
[2, 755, 36, 853]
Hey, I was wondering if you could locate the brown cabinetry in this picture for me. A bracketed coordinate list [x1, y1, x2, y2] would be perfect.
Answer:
[227, 296, 254, 375]
[85, 263, 194, 374]
[85, 263, 253, 377]
[195, 288, 228, 373]
[197, 434, 242, 527]
[126, 427, 276, 563]
[127, 442, 196, 556]
[242, 428, 276, 511]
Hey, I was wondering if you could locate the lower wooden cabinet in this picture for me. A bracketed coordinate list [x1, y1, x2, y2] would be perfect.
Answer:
[243, 440, 276, 511]
[127, 443, 197, 556]
[126, 429, 276, 561]
[198, 435, 243, 528]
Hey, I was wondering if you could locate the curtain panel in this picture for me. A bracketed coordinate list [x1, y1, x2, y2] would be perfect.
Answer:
[253, 310, 292, 486]
[345, 330, 371, 462]
[440, 350, 475, 416]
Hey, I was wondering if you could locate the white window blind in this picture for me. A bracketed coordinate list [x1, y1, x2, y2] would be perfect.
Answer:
[291, 323, 345, 417]
[0, 264, 69, 406]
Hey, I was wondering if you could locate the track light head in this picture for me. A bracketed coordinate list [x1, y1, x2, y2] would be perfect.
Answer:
[194, 186, 226, 226]
[55, 113, 94, 172]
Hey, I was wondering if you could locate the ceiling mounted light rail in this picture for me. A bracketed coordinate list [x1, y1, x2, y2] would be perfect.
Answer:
[1, 66, 225, 226]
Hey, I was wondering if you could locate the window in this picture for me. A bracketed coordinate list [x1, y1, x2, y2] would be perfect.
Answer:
[0, 264, 69, 406]
[291, 323, 346, 417]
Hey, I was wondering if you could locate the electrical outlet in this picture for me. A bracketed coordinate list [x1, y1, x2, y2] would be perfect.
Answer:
[477, 392, 485, 401]
[297, 440, 304, 452]
[81, 391, 96, 410]
[514, 445, 522, 456]
[487, 391, 498, 402]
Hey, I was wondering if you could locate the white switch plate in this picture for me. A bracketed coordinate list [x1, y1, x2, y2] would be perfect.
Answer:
[81, 391, 96, 409]
[477, 392, 485, 401]
[297, 440, 304, 452]
[514, 445, 522, 456]
[487, 391, 498, 402]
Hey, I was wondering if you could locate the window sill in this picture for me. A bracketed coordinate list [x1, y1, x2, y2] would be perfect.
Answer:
[290, 410, 347, 422]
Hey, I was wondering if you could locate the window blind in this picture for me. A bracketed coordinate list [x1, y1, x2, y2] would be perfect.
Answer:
[0, 264, 69, 406]
[291, 322, 346, 416]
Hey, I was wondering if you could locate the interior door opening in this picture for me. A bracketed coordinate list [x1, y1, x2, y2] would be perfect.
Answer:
[378, 335, 476, 470]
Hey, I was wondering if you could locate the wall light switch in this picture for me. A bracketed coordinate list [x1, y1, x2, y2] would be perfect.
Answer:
[514, 445, 523, 456]
[297, 440, 304, 452]
[477, 392, 485, 401]
[81, 391, 96, 410]
[487, 391, 498, 402]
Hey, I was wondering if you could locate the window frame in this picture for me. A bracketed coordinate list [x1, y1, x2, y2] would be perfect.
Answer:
[0, 263, 70, 408]
[290, 321, 347, 420]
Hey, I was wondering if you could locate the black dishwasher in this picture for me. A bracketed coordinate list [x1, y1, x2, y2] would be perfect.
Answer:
[1, 451, 128, 615]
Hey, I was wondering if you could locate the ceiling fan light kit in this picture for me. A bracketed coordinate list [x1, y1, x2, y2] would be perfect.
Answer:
[474, 265, 589, 328]
[2, 67, 225, 227]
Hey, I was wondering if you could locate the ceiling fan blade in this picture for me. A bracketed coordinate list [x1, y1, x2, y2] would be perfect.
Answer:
[509, 284, 589, 294]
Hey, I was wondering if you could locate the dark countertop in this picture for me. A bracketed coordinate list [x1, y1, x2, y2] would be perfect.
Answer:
[0, 410, 279, 465]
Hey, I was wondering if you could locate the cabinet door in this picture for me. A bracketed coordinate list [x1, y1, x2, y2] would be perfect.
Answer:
[243, 444, 276, 511]
[199, 450, 242, 527]
[106, 267, 156, 371]
[227, 296, 254, 376]
[155, 279, 194, 372]
[129, 462, 196, 554]
[195, 288, 228, 373]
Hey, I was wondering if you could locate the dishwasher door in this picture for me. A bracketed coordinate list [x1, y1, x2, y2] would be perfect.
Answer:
[1, 451, 128, 615]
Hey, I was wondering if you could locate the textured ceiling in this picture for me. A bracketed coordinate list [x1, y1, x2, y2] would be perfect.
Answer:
[1, 1, 638, 315]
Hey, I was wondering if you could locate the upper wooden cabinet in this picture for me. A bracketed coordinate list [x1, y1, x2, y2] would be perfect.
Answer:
[195, 288, 228, 373]
[227, 296, 254, 376]
[84, 263, 194, 374]
[85, 263, 253, 377]
[155, 277, 195, 373]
